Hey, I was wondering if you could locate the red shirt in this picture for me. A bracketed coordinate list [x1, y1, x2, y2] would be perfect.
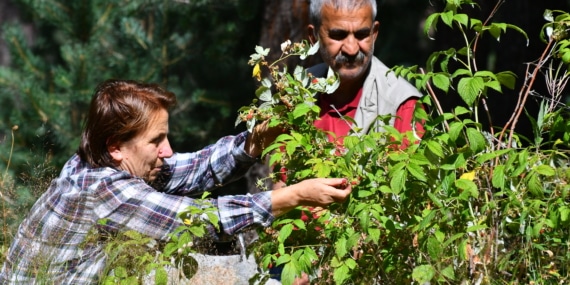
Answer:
[314, 87, 424, 143]
[278, 88, 424, 182]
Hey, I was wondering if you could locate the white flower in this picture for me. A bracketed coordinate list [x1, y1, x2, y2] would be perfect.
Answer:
[280, 39, 292, 53]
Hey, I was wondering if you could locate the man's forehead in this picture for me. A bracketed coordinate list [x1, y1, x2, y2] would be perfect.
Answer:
[320, 5, 374, 24]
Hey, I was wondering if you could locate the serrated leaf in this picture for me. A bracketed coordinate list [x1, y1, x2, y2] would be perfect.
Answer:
[432, 73, 450, 92]
[407, 162, 427, 182]
[276, 253, 292, 266]
[279, 224, 294, 242]
[333, 264, 350, 285]
[281, 261, 298, 285]
[448, 121, 464, 142]
[533, 164, 555, 176]
[496, 71, 517, 90]
[427, 236, 442, 259]
[426, 140, 445, 158]
[453, 13, 469, 27]
[455, 178, 479, 198]
[485, 80, 502, 93]
[466, 127, 486, 152]
[424, 13, 440, 39]
[335, 237, 348, 258]
[492, 164, 506, 190]
[390, 168, 407, 194]
[441, 265, 456, 280]
[441, 10, 454, 27]
[154, 267, 168, 285]
[412, 264, 435, 283]
[526, 173, 544, 198]
[368, 227, 380, 243]
[458, 77, 484, 106]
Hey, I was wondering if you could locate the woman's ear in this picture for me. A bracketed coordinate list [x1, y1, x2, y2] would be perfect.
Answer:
[108, 143, 123, 163]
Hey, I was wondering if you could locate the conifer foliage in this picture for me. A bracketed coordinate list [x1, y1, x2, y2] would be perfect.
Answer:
[0, 0, 260, 171]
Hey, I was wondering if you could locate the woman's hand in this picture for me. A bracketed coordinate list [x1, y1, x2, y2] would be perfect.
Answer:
[270, 178, 352, 217]
[244, 120, 287, 157]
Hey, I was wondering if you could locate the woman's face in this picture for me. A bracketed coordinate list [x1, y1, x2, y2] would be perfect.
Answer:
[109, 109, 173, 182]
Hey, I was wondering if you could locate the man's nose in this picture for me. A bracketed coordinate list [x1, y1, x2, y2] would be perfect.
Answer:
[341, 35, 360, 56]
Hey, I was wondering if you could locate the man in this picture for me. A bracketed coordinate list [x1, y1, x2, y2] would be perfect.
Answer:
[268, 1, 424, 283]
[0, 79, 352, 284]
[307, 0, 424, 143]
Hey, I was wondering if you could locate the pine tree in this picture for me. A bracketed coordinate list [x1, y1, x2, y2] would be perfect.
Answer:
[0, 0, 261, 173]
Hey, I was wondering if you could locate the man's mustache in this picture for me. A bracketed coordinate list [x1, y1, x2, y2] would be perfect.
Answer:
[334, 51, 366, 65]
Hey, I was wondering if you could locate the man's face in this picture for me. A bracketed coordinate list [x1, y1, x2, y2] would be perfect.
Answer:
[110, 109, 173, 182]
[313, 4, 379, 82]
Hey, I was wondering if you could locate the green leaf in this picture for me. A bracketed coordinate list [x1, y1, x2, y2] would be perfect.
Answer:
[333, 264, 350, 285]
[292, 219, 307, 231]
[455, 178, 479, 199]
[115, 266, 127, 278]
[451, 68, 472, 78]
[485, 80, 502, 93]
[441, 10, 454, 27]
[279, 224, 294, 242]
[417, 209, 437, 231]
[276, 253, 292, 266]
[281, 261, 298, 285]
[491, 164, 506, 190]
[458, 77, 484, 106]
[448, 121, 464, 142]
[526, 173, 544, 198]
[390, 168, 407, 194]
[426, 140, 445, 158]
[476, 149, 511, 164]
[368, 227, 381, 243]
[441, 265, 456, 281]
[154, 267, 168, 285]
[335, 237, 348, 258]
[453, 13, 469, 27]
[560, 206, 570, 222]
[412, 264, 435, 283]
[466, 224, 487, 232]
[458, 239, 468, 260]
[424, 13, 440, 38]
[432, 73, 450, 92]
[533, 164, 556, 176]
[407, 162, 427, 182]
[496, 71, 517, 90]
[466, 127, 487, 152]
[293, 103, 312, 119]
[427, 236, 442, 259]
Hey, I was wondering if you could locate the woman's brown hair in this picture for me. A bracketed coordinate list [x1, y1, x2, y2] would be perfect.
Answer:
[78, 79, 177, 168]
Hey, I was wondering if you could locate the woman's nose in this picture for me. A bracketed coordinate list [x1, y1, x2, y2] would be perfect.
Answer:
[159, 140, 173, 158]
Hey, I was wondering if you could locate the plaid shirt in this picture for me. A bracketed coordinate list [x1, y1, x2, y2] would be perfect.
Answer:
[0, 132, 274, 284]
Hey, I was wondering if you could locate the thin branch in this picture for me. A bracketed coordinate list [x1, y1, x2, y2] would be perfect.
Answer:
[420, 68, 450, 132]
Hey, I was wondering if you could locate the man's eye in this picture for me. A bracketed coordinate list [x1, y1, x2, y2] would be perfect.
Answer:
[329, 31, 348, 40]
[355, 31, 371, 40]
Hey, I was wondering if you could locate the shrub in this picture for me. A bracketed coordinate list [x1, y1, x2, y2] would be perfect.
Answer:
[238, 1, 570, 284]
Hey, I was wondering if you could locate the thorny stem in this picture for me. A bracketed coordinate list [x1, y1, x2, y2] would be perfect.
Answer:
[498, 38, 555, 149]
[1, 126, 17, 244]
[420, 68, 449, 132]
[472, 0, 506, 72]
[470, 1, 505, 133]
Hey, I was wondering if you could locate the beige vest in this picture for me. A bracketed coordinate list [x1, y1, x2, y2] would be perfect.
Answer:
[309, 56, 422, 135]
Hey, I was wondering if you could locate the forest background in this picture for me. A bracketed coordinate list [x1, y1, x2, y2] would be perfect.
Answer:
[1, 0, 570, 281]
